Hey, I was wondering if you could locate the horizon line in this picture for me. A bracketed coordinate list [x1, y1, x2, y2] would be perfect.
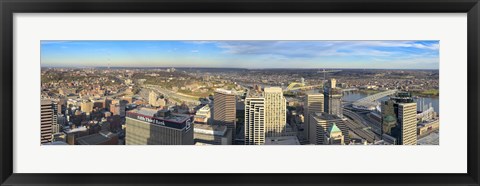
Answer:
[40, 66, 439, 70]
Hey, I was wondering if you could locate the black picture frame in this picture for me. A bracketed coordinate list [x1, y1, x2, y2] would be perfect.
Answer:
[1, 0, 479, 185]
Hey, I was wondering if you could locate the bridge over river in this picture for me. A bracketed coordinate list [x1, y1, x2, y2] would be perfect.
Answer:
[352, 90, 398, 111]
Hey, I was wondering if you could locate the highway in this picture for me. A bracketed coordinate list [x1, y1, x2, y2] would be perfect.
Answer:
[343, 104, 382, 135]
[363, 113, 383, 135]
[343, 109, 379, 143]
[143, 84, 201, 105]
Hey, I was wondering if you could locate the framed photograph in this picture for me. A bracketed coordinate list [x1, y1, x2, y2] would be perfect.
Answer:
[1, 0, 479, 185]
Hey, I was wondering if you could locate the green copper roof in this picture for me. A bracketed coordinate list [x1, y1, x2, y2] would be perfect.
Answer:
[328, 123, 342, 134]
[384, 115, 396, 123]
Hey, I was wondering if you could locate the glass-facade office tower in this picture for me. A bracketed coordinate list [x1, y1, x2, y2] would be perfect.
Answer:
[324, 79, 343, 118]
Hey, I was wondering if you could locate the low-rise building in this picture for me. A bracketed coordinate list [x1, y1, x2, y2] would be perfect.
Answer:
[76, 131, 119, 145]
[194, 124, 232, 145]
[265, 136, 300, 145]
[417, 119, 440, 136]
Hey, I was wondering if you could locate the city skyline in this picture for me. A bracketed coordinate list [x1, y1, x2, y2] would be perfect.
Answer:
[40, 40, 439, 146]
[41, 40, 439, 69]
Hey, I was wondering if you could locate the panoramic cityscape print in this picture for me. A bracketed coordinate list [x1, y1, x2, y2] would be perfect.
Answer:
[41, 41, 439, 145]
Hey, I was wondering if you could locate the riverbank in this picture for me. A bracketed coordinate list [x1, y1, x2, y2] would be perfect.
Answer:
[412, 89, 439, 97]
[356, 89, 438, 98]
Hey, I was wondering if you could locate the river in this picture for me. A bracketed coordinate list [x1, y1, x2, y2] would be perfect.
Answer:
[342, 91, 439, 114]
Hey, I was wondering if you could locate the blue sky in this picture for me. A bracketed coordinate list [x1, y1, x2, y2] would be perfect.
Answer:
[41, 40, 439, 69]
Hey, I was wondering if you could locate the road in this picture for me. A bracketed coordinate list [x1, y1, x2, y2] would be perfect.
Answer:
[363, 113, 382, 135]
[143, 84, 201, 105]
[343, 109, 380, 143]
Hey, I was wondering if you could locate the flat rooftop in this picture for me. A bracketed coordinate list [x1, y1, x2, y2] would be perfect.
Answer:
[265, 136, 300, 145]
[194, 124, 227, 136]
[417, 132, 439, 145]
[76, 131, 116, 145]
[195, 142, 213, 145]
[133, 108, 158, 117]
[197, 105, 210, 112]
[44, 141, 69, 145]
[128, 107, 190, 124]
[65, 126, 88, 134]
[215, 88, 235, 95]
[312, 112, 341, 120]
[41, 99, 53, 105]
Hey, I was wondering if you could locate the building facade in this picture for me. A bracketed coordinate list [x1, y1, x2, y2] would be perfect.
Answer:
[244, 96, 265, 145]
[381, 92, 418, 145]
[193, 124, 232, 145]
[398, 102, 418, 145]
[326, 123, 344, 145]
[41, 100, 54, 144]
[80, 100, 94, 114]
[304, 93, 324, 142]
[309, 112, 347, 145]
[264, 87, 287, 137]
[149, 91, 158, 106]
[195, 104, 211, 124]
[324, 88, 343, 118]
[213, 89, 237, 142]
[125, 109, 194, 145]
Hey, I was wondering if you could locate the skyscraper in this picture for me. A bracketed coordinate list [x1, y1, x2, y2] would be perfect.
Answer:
[51, 101, 59, 134]
[41, 100, 54, 144]
[264, 87, 287, 137]
[244, 94, 265, 145]
[213, 89, 237, 142]
[125, 108, 194, 145]
[304, 93, 324, 142]
[329, 78, 336, 88]
[324, 79, 343, 117]
[381, 91, 418, 145]
[398, 102, 417, 145]
[119, 100, 127, 117]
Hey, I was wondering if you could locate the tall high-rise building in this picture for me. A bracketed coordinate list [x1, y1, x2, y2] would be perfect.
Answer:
[244, 94, 265, 145]
[304, 93, 324, 142]
[264, 87, 286, 137]
[213, 89, 237, 142]
[398, 103, 417, 145]
[51, 101, 59, 134]
[324, 79, 343, 117]
[119, 100, 127, 117]
[309, 112, 348, 145]
[41, 100, 54, 144]
[381, 91, 418, 145]
[328, 78, 337, 88]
